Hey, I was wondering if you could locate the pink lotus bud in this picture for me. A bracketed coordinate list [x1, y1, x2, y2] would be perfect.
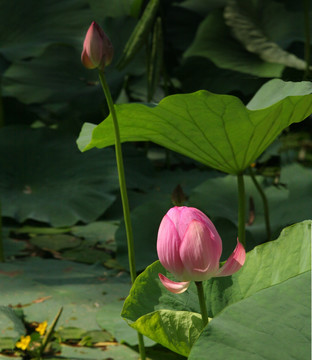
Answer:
[81, 21, 113, 71]
[157, 206, 246, 294]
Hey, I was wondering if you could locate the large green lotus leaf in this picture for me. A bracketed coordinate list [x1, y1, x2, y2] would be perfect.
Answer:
[0, 0, 92, 61]
[189, 271, 310, 360]
[77, 81, 312, 174]
[121, 221, 311, 354]
[0, 258, 131, 332]
[0, 126, 118, 226]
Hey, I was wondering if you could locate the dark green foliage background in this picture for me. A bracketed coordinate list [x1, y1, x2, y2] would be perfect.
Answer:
[0, 0, 311, 359]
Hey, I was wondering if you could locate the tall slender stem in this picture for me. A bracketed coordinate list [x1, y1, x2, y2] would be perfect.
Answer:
[0, 200, 4, 262]
[98, 70, 145, 360]
[0, 78, 4, 262]
[0, 78, 4, 128]
[237, 173, 246, 248]
[303, 0, 311, 79]
[195, 281, 208, 327]
[249, 167, 271, 242]
[98, 71, 136, 283]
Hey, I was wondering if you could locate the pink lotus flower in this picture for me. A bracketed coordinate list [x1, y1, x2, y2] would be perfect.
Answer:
[157, 206, 246, 294]
[81, 21, 113, 70]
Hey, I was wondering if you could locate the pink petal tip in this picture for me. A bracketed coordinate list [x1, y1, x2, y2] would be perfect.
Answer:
[216, 239, 246, 277]
[158, 273, 190, 294]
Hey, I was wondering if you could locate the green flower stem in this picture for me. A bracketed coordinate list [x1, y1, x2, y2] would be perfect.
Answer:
[98, 71, 136, 283]
[237, 173, 246, 248]
[195, 281, 209, 327]
[248, 167, 271, 242]
[0, 200, 3, 262]
[303, 0, 311, 79]
[98, 70, 146, 360]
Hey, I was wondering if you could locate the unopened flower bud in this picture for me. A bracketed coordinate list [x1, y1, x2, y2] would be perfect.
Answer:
[157, 206, 246, 294]
[81, 21, 113, 70]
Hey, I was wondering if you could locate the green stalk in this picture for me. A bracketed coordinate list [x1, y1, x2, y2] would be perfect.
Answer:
[195, 281, 209, 327]
[98, 70, 145, 360]
[303, 0, 311, 79]
[249, 167, 271, 242]
[0, 78, 4, 127]
[0, 79, 4, 262]
[0, 200, 3, 262]
[237, 173, 246, 248]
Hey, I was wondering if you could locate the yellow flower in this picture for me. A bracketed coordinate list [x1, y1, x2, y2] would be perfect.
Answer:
[35, 320, 48, 336]
[16, 335, 31, 351]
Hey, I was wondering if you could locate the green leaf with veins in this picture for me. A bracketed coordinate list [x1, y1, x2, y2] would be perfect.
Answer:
[77, 81, 312, 174]
[121, 221, 311, 356]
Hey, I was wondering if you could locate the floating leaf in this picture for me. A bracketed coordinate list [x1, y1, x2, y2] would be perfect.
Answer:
[60, 246, 111, 264]
[57, 344, 138, 360]
[79, 329, 114, 345]
[30, 235, 81, 252]
[0, 258, 131, 331]
[56, 327, 87, 342]
[0, 337, 15, 351]
[71, 221, 118, 248]
[96, 302, 154, 347]
[0, 126, 117, 226]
